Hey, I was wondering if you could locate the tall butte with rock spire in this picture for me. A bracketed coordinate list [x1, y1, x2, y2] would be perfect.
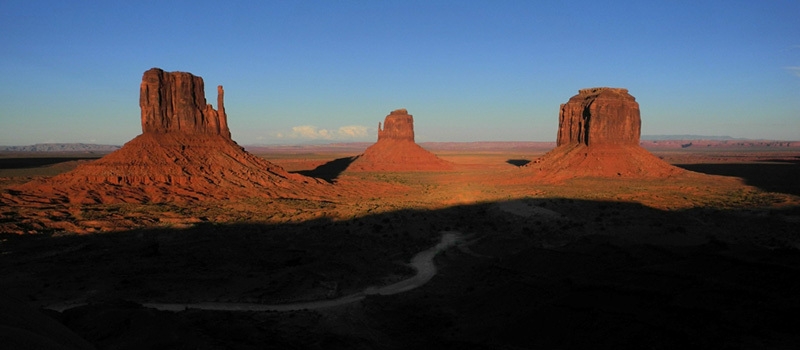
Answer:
[348, 109, 452, 171]
[139, 68, 231, 137]
[527, 87, 683, 181]
[5, 68, 325, 204]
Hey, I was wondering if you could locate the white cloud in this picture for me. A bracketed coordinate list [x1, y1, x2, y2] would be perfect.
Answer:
[278, 125, 370, 140]
[290, 125, 331, 139]
[337, 125, 368, 138]
[785, 66, 800, 78]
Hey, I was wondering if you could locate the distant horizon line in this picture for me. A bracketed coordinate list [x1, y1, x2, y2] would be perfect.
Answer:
[3, 135, 800, 149]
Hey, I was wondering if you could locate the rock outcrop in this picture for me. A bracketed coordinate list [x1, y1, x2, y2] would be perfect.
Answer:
[348, 109, 452, 172]
[140, 68, 231, 138]
[377, 109, 415, 142]
[5, 68, 326, 205]
[526, 88, 683, 181]
[557, 87, 640, 146]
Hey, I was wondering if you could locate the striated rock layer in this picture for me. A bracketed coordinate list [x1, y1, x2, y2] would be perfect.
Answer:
[5, 68, 325, 205]
[527, 88, 683, 181]
[348, 109, 452, 172]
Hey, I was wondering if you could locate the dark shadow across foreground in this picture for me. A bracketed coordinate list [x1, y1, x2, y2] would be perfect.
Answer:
[2, 198, 800, 349]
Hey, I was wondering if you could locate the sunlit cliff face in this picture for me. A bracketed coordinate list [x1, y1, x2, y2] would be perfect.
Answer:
[557, 87, 641, 147]
[378, 109, 415, 142]
[140, 68, 230, 138]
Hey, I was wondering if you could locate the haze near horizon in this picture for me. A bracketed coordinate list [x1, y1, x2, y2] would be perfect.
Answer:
[1, 1, 798, 146]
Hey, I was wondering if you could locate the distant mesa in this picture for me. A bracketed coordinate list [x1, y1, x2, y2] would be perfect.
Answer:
[0, 143, 121, 152]
[4, 68, 325, 205]
[526, 87, 684, 180]
[347, 109, 453, 172]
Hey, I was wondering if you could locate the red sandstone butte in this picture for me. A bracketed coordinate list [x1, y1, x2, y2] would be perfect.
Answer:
[557, 87, 640, 146]
[5, 68, 326, 205]
[527, 87, 684, 181]
[348, 109, 453, 171]
[140, 68, 231, 138]
[378, 108, 416, 142]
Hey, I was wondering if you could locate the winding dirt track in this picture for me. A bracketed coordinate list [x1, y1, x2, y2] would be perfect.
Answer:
[142, 231, 462, 312]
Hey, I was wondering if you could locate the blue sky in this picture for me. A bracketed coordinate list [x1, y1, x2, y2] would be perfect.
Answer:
[1, 1, 798, 145]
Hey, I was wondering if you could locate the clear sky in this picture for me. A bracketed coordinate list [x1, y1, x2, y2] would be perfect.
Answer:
[1, 1, 798, 145]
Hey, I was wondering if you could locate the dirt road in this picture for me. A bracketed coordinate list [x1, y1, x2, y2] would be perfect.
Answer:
[142, 231, 462, 312]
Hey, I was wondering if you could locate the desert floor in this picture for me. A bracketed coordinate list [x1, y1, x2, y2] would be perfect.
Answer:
[1, 147, 799, 349]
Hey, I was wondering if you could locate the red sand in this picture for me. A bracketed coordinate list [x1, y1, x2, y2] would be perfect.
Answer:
[523, 144, 687, 182]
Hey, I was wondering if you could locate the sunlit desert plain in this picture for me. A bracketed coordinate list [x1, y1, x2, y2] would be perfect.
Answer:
[1, 70, 799, 349]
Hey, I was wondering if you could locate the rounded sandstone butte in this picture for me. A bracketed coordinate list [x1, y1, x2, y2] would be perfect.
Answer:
[378, 109, 415, 142]
[140, 68, 231, 139]
[557, 87, 641, 146]
[523, 87, 685, 181]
